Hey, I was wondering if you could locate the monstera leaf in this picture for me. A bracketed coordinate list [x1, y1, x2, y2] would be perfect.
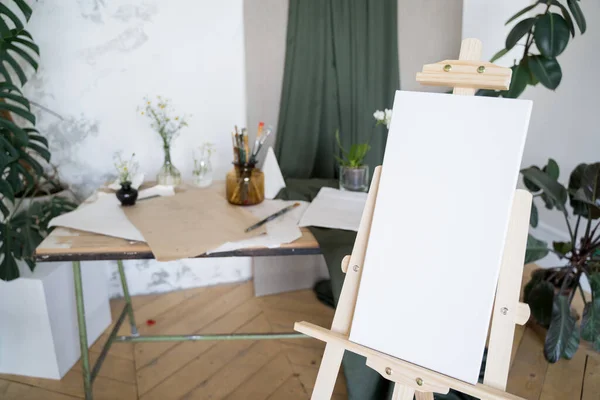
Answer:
[0, 84, 47, 218]
[0, 1, 45, 220]
[0, 197, 77, 281]
[0, 0, 38, 85]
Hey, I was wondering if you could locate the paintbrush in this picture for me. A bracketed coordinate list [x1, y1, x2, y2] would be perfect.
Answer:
[252, 122, 264, 159]
[244, 202, 301, 232]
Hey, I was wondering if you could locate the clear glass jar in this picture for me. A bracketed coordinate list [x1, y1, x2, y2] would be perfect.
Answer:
[226, 164, 264, 205]
[192, 148, 214, 188]
[339, 165, 369, 192]
[157, 147, 182, 186]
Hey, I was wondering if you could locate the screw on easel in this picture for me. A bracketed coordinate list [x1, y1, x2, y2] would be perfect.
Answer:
[443, 64, 452, 72]
[416, 377, 424, 386]
[353, 265, 360, 272]
[500, 307, 508, 315]
[385, 367, 392, 375]
[477, 65, 486, 73]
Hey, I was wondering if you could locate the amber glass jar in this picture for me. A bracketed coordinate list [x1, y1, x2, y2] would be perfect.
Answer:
[226, 164, 264, 205]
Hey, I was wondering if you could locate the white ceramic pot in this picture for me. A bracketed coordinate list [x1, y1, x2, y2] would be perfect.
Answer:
[0, 188, 111, 380]
[0, 261, 111, 379]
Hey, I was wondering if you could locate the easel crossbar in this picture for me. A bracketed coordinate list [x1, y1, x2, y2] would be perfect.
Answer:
[295, 322, 526, 400]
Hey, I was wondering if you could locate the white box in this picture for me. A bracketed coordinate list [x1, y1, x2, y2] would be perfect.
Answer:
[0, 261, 111, 379]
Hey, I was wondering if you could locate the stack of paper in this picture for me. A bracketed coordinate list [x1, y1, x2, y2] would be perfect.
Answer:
[48, 186, 175, 242]
[298, 187, 367, 232]
[209, 200, 309, 253]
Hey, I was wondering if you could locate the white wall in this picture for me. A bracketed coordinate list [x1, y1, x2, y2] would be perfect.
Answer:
[27, 0, 252, 296]
[243, 0, 288, 162]
[398, 0, 463, 92]
[462, 0, 530, 66]
[463, 0, 600, 268]
[28, 0, 247, 193]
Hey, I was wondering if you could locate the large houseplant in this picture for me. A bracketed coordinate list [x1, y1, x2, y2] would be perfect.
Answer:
[521, 159, 600, 362]
[481, 0, 586, 98]
[0, 0, 76, 281]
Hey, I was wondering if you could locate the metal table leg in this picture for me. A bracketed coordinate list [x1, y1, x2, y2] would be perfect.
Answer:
[73, 261, 93, 400]
[74, 259, 307, 399]
[117, 260, 138, 336]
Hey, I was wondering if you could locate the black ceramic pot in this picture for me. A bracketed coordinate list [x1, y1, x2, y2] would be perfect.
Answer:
[116, 181, 138, 206]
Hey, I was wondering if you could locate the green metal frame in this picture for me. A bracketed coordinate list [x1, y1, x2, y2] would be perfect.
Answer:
[72, 259, 307, 400]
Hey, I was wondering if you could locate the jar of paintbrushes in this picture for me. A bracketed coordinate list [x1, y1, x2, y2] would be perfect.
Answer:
[226, 123, 272, 206]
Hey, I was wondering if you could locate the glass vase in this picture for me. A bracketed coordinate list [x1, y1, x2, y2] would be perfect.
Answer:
[339, 165, 369, 192]
[192, 150, 214, 188]
[157, 148, 182, 186]
[226, 164, 264, 205]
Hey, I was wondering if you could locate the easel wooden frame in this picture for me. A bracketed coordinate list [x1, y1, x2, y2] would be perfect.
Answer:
[294, 38, 533, 400]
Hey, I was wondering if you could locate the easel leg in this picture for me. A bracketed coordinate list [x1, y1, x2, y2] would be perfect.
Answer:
[392, 384, 415, 400]
[415, 391, 434, 400]
[117, 260, 138, 336]
[73, 261, 93, 400]
[311, 344, 345, 399]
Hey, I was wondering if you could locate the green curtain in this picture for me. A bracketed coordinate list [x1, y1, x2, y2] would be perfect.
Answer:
[275, 0, 399, 179]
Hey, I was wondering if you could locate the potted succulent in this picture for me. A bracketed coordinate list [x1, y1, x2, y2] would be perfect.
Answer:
[335, 109, 392, 192]
[521, 159, 600, 362]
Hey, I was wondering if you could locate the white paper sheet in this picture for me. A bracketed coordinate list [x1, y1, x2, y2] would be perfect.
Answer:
[298, 187, 367, 232]
[208, 200, 309, 253]
[348, 91, 532, 384]
[48, 186, 175, 242]
[263, 147, 286, 199]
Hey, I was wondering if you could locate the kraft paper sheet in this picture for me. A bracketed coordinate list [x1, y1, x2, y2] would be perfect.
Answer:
[123, 189, 266, 261]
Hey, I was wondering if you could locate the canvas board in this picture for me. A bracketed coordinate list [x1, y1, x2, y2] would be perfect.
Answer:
[349, 91, 532, 384]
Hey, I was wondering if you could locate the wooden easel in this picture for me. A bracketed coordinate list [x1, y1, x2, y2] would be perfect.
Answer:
[294, 38, 533, 400]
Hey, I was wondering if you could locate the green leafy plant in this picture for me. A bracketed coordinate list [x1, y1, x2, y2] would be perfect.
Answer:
[334, 129, 370, 168]
[480, 0, 586, 98]
[522, 159, 600, 362]
[1, 0, 76, 281]
[333, 109, 391, 168]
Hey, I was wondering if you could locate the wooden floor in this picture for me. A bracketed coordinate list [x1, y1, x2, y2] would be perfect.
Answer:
[0, 281, 597, 400]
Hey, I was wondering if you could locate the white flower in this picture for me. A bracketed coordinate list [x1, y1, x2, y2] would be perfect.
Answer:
[373, 110, 385, 121]
[384, 108, 393, 129]
[373, 108, 393, 129]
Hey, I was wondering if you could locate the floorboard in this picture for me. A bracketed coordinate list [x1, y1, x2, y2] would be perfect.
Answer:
[0, 281, 591, 399]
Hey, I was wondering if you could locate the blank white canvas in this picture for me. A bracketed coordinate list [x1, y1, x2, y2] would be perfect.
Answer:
[349, 91, 532, 384]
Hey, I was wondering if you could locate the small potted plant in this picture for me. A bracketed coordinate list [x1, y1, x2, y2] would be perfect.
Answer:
[335, 109, 392, 192]
[114, 152, 140, 206]
[521, 159, 600, 362]
[139, 96, 189, 186]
